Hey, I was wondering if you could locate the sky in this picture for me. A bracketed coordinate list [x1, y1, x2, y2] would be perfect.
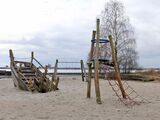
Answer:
[0, 0, 160, 68]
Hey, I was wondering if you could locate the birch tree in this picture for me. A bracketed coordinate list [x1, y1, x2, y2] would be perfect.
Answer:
[100, 0, 138, 73]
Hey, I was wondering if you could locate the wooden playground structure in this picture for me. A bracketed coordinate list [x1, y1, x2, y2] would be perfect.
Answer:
[8, 18, 148, 106]
[9, 49, 59, 93]
[9, 50, 87, 92]
[86, 19, 147, 106]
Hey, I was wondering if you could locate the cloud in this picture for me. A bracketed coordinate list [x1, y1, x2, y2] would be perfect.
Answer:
[0, 0, 160, 68]
[119, 0, 160, 67]
[0, 0, 108, 66]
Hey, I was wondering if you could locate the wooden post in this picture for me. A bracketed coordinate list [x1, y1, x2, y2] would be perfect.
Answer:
[52, 59, 58, 82]
[94, 18, 102, 104]
[87, 30, 96, 98]
[44, 65, 48, 76]
[87, 62, 92, 98]
[82, 60, 88, 82]
[80, 60, 84, 81]
[109, 35, 126, 99]
[9, 49, 14, 66]
[31, 51, 34, 67]
[89, 31, 96, 60]
[81, 60, 87, 82]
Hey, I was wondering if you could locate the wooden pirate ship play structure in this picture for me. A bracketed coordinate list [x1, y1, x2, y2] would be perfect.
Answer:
[9, 50, 59, 93]
[86, 19, 148, 106]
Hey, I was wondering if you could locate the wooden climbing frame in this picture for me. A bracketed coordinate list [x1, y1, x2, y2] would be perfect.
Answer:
[86, 18, 126, 104]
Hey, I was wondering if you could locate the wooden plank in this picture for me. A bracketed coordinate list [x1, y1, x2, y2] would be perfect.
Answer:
[94, 19, 102, 104]
[109, 35, 126, 99]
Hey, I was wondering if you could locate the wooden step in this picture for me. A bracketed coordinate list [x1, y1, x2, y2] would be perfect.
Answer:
[21, 67, 32, 70]
[22, 77, 36, 81]
[24, 73, 36, 77]
[21, 70, 34, 74]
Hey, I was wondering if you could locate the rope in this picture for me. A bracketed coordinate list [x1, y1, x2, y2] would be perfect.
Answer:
[102, 65, 149, 106]
[14, 57, 31, 60]
[58, 62, 80, 63]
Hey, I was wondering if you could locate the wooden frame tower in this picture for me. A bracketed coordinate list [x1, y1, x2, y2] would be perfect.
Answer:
[87, 19, 126, 104]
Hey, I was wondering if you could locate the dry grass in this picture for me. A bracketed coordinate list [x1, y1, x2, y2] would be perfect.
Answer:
[107, 70, 160, 82]
[136, 70, 160, 81]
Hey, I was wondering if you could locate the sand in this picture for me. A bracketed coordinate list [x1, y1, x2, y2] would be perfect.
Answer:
[0, 76, 160, 120]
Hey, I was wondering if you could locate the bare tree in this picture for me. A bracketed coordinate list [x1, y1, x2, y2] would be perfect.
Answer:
[100, 0, 138, 73]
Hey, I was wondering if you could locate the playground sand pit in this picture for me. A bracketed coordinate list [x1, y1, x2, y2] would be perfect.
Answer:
[0, 76, 160, 120]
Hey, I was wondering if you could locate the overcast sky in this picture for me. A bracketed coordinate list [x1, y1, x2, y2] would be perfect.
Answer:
[0, 0, 160, 68]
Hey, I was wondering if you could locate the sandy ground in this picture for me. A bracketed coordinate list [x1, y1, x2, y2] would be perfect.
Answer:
[0, 76, 160, 120]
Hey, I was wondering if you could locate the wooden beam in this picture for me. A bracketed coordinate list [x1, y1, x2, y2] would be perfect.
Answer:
[94, 18, 102, 104]
[109, 35, 126, 99]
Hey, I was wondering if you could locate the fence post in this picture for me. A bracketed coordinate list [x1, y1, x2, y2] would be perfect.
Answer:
[81, 60, 88, 82]
[52, 59, 58, 82]
[80, 60, 85, 81]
